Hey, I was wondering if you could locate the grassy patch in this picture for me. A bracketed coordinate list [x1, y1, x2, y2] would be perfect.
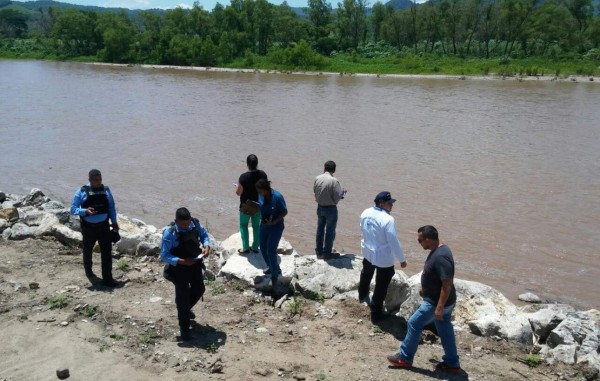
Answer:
[84, 306, 96, 317]
[139, 332, 160, 345]
[206, 342, 218, 353]
[113, 334, 124, 341]
[99, 343, 111, 352]
[287, 298, 302, 316]
[525, 353, 542, 368]
[116, 258, 129, 272]
[48, 294, 68, 310]
[207, 280, 225, 296]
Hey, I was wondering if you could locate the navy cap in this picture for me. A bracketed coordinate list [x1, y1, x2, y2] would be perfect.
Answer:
[374, 191, 396, 204]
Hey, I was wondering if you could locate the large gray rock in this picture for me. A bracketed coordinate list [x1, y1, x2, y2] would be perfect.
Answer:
[9, 223, 34, 240]
[114, 215, 161, 255]
[20, 209, 60, 237]
[527, 304, 576, 343]
[20, 188, 48, 207]
[0, 191, 6, 203]
[547, 312, 597, 347]
[220, 231, 297, 256]
[52, 225, 83, 247]
[549, 344, 577, 365]
[2, 227, 12, 240]
[0, 207, 19, 222]
[383, 271, 411, 312]
[0, 218, 7, 233]
[219, 250, 296, 285]
[41, 200, 70, 224]
[292, 255, 361, 299]
[394, 275, 534, 344]
[136, 241, 160, 257]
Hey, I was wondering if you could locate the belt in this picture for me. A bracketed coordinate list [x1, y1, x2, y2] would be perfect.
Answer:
[318, 204, 337, 207]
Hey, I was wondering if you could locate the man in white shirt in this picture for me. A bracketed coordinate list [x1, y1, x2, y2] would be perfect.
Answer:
[358, 191, 407, 323]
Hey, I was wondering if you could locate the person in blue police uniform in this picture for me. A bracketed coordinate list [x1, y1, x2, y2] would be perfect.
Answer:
[256, 179, 287, 288]
[70, 169, 119, 287]
[160, 207, 210, 341]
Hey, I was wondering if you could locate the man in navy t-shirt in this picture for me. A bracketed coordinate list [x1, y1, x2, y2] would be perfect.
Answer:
[387, 225, 461, 374]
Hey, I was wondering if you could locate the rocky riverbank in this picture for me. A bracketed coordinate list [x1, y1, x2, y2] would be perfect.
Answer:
[0, 188, 598, 380]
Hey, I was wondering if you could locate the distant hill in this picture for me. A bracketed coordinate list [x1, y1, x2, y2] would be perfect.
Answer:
[0, 0, 165, 16]
[385, 0, 415, 10]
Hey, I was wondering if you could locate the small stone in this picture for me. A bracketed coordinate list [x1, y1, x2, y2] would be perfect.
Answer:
[519, 292, 542, 303]
[149, 296, 163, 303]
[56, 367, 70, 379]
[254, 368, 271, 376]
[60, 321, 69, 327]
[210, 362, 223, 373]
[29, 282, 40, 290]
[256, 327, 268, 334]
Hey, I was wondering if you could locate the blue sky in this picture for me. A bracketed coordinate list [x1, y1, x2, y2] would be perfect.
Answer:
[59, 0, 310, 10]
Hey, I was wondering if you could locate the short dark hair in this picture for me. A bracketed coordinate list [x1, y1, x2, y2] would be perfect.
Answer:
[324, 161, 336, 173]
[247, 154, 258, 170]
[255, 178, 271, 192]
[418, 225, 438, 241]
[88, 169, 102, 178]
[175, 207, 191, 221]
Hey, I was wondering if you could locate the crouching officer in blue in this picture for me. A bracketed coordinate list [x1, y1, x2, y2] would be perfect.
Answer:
[160, 207, 211, 341]
[70, 169, 119, 287]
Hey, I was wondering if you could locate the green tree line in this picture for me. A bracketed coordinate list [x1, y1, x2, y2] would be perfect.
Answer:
[1, 0, 599, 71]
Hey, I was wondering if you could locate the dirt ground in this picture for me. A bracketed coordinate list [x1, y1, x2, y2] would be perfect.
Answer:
[0, 238, 593, 381]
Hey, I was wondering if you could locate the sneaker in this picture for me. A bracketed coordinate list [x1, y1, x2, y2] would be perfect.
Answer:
[359, 295, 372, 306]
[250, 248, 260, 254]
[386, 353, 412, 368]
[322, 252, 341, 260]
[238, 248, 251, 255]
[263, 268, 271, 275]
[433, 362, 462, 374]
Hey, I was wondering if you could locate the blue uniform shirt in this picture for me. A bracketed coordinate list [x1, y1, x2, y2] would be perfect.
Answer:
[258, 189, 287, 227]
[160, 220, 210, 267]
[70, 184, 117, 224]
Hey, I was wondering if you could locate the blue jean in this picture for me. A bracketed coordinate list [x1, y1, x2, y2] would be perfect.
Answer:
[399, 300, 459, 368]
[239, 210, 261, 251]
[259, 223, 284, 281]
[315, 205, 337, 256]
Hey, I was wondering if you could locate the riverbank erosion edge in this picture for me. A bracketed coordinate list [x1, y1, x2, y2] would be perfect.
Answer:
[88, 61, 600, 84]
[1, 188, 599, 380]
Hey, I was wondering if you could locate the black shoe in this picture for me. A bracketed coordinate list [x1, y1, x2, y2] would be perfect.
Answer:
[250, 248, 260, 254]
[263, 268, 271, 275]
[190, 310, 196, 320]
[322, 252, 341, 260]
[102, 278, 119, 287]
[371, 310, 392, 323]
[180, 329, 193, 341]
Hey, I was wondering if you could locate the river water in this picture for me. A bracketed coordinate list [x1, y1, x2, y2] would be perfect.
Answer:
[1, 60, 598, 309]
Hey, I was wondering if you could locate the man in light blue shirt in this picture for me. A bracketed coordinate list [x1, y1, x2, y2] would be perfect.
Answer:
[160, 207, 210, 341]
[358, 191, 407, 323]
[70, 169, 119, 287]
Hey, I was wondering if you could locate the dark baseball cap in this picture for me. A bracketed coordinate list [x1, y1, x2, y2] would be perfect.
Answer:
[374, 191, 396, 204]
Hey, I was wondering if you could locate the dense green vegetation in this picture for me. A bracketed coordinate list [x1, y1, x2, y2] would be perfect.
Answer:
[1, 0, 599, 76]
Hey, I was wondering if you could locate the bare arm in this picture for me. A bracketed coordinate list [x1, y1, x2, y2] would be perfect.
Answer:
[236, 184, 243, 196]
[435, 279, 453, 320]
